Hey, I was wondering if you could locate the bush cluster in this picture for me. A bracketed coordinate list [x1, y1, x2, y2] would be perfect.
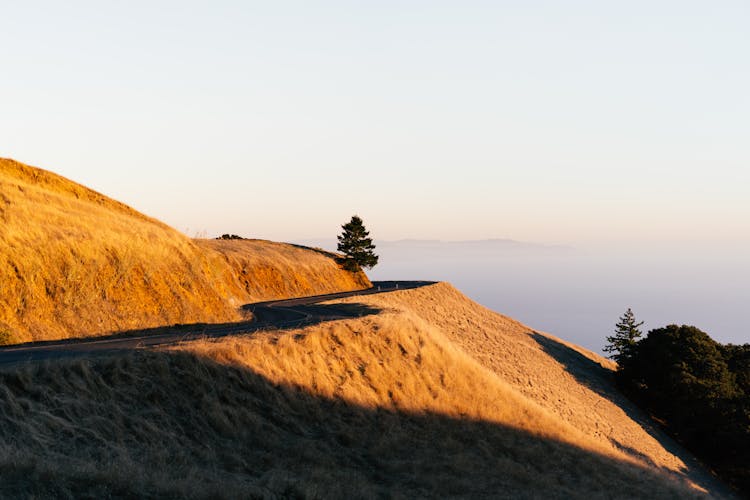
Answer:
[616, 325, 750, 495]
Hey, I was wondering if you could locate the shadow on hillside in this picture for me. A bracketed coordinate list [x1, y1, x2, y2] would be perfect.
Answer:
[529, 332, 730, 495]
[246, 302, 383, 325]
[282, 302, 383, 320]
[530, 333, 617, 399]
[0, 348, 714, 499]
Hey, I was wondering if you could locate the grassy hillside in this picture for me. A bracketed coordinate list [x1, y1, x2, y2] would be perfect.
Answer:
[0, 158, 367, 344]
[0, 285, 728, 498]
[0, 158, 237, 343]
[335, 284, 730, 494]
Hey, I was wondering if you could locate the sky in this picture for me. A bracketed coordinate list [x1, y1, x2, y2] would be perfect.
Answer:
[1, 1, 748, 245]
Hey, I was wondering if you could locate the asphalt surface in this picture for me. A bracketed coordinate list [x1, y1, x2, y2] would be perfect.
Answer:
[0, 281, 434, 367]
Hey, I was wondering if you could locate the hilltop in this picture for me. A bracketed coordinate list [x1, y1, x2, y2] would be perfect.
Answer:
[0, 158, 368, 344]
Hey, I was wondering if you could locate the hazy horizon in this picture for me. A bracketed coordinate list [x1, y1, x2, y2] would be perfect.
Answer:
[3, 1, 749, 246]
[297, 237, 749, 353]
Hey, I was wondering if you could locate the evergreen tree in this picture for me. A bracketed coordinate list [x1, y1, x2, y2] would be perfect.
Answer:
[604, 308, 644, 366]
[337, 215, 379, 272]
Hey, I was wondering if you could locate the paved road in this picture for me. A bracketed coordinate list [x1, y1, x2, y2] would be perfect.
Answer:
[0, 281, 434, 367]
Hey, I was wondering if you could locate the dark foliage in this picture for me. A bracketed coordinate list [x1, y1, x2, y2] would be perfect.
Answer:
[617, 324, 750, 496]
[337, 215, 378, 272]
[217, 234, 245, 240]
[723, 344, 750, 395]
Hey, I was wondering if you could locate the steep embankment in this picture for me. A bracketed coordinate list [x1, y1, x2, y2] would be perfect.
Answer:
[0, 285, 725, 498]
[0, 158, 366, 344]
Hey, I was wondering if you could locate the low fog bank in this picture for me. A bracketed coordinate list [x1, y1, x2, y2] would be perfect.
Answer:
[296, 239, 750, 353]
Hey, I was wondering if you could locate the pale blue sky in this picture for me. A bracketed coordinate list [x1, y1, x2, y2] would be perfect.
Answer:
[2, 1, 748, 244]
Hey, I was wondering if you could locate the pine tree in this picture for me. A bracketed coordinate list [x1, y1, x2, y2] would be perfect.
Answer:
[604, 308, 644, 366]
[337, 215, 379, 272]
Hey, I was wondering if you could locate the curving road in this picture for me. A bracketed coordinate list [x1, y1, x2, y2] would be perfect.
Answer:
[0, 281, 434, 367]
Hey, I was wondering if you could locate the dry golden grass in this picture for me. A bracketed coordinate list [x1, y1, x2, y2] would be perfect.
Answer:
[196, 238, 370, 302]
[0, 158, 367, 344]
[331, 284, 728, 492]
[0, 283, 729, 497]
[172, 283, 731, 497]
[0, 158, 237, 343]
[0, 324, 702, 499]
[183, 313, 624, 455]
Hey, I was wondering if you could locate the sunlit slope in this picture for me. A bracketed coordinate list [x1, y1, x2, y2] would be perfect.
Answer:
[334, 283, 729, 495]
[0, 158, 243, 343]
[0, 314, 703, 498]
[197, 239, 371, 301]
[0, 158, 367, 344]
[177, 305, 705, 498]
